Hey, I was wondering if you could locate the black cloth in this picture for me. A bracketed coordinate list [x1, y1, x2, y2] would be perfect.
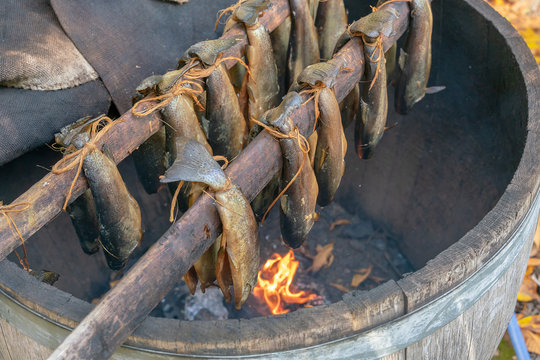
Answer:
[51, 0, 236, 113]
[0, 82, 111, 165]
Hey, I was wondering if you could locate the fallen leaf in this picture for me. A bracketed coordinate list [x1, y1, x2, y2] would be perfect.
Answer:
[529, 258, 540, 267]
[522, 329, 540, 355]
[351, 265, 373, 287]
[306, 243, 334, 273]
[329, 219, 351, 231]
[369, 275, 387, 283]
[518, 274, 539, 302]
[330, 282, 350, 292]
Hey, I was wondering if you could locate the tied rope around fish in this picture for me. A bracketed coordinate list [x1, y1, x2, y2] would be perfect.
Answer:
[132, 55, 252, 118]
[250, 117, 310, 224]
[51, 116, 120, 211]
[346, 0, 411, 90]
[0, 201, 31, 271]
[299, 82, 327, 132]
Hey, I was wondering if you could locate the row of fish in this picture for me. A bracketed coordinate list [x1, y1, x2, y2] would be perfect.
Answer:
[57, 0, 435, 310]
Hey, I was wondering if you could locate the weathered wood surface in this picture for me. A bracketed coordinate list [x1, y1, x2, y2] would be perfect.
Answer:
[0, 0, 290, 262]
[48, 2, 414, 358]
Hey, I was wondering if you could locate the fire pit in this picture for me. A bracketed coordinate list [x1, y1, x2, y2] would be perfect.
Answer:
[0, 0, 539, 358]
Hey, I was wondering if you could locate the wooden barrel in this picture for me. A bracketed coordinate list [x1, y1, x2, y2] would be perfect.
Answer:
[0, 0, 539, 358]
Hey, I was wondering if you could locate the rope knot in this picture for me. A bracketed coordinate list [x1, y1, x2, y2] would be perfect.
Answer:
[51, 116, 119, 211]
[0, 201, 31, 271]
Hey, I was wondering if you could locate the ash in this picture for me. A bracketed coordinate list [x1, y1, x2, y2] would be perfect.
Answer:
[155, 201, 414, 320]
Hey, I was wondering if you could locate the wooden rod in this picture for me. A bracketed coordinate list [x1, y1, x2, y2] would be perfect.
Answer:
[0, 0, 289, 262]
[49, 2, 412, 358]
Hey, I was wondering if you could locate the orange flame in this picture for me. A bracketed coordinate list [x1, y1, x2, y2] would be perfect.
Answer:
[253, 250, 318, 315]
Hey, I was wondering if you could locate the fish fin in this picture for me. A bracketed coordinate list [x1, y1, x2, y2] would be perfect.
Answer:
[136, 75, 163, 94]
[398, 49, 408, 71]
[184, 267, 198, 295]
[161, 137, 228, 190]
[425, 85, 446, 94]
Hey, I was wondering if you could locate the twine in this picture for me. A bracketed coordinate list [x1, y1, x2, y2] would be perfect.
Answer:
[299, 82, 327, 132]
[214, 0, 245, 32]
[250, 117, 310, 224]
[51, 116, 120, 211]
[0, 202, 31, 271]
[132, 55, 251, 118]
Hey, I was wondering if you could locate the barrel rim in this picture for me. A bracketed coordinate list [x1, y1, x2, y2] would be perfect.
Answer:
[0, 0, 538, 357]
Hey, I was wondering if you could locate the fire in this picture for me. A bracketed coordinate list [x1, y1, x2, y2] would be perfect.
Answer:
[253, 250, 318, 315]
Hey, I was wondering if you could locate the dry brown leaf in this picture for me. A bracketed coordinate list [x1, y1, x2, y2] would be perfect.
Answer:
[518, 274, 540, 302]
[351, 265, 373, 287]
[369, 275, 387, 283]
[529, 258, 540, 267]
[522, 329, 540, 355]
[330, 282, 350, 292]
[329, 219, 351, 231]
[306, 243, 334, 273]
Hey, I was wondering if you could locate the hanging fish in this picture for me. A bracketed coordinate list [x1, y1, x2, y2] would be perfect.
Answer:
[83, 147, 143, 270]
[226, 0, 282, 218]
[137, 66, 211, 212]
[181, 38, 247, 160]
[227, 0, 280, 130]
[294, 62, 346, 206]
[340, 84, 359, 129]
[66, 190, 100, 254]
[55, 117, 101, 255]
[395, 0, 433, 114]
[261, 92, 318, 248]
[287, 0, 320, 86]
[346, 7, 400, 159]
[161, 137, 259, 310]
[315, 0, 347, 61]
[308, 0, 319, 20]
[131, 127, 167, 194]
[270, 16, 291, 96]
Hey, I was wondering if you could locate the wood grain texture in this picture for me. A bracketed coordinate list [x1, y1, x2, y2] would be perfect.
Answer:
[0, 317, 51, 360]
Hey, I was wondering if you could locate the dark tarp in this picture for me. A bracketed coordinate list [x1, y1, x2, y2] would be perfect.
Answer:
[51, 0, 237, 113]
[0, 82, 111, 165]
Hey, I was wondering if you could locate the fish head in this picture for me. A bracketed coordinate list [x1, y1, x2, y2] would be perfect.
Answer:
[261, 92, 303, 134]
[349, 7, 399, 39]
[297, 62, 339, 89]
[180, 38, 240, 67]
[232, 0, 269, 27]
[54, 115, 104, 149]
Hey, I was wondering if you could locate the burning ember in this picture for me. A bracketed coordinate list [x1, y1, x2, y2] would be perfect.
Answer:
[253, 250, 318, 315]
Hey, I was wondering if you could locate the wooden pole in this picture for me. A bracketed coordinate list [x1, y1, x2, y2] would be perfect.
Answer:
[0, 0, 289, 261]
[48, 2, 412, 358]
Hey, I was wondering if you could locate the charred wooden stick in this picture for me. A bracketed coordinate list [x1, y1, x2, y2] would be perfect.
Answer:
[49, 3, 412, 359]
[0, 0, 289, 262]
